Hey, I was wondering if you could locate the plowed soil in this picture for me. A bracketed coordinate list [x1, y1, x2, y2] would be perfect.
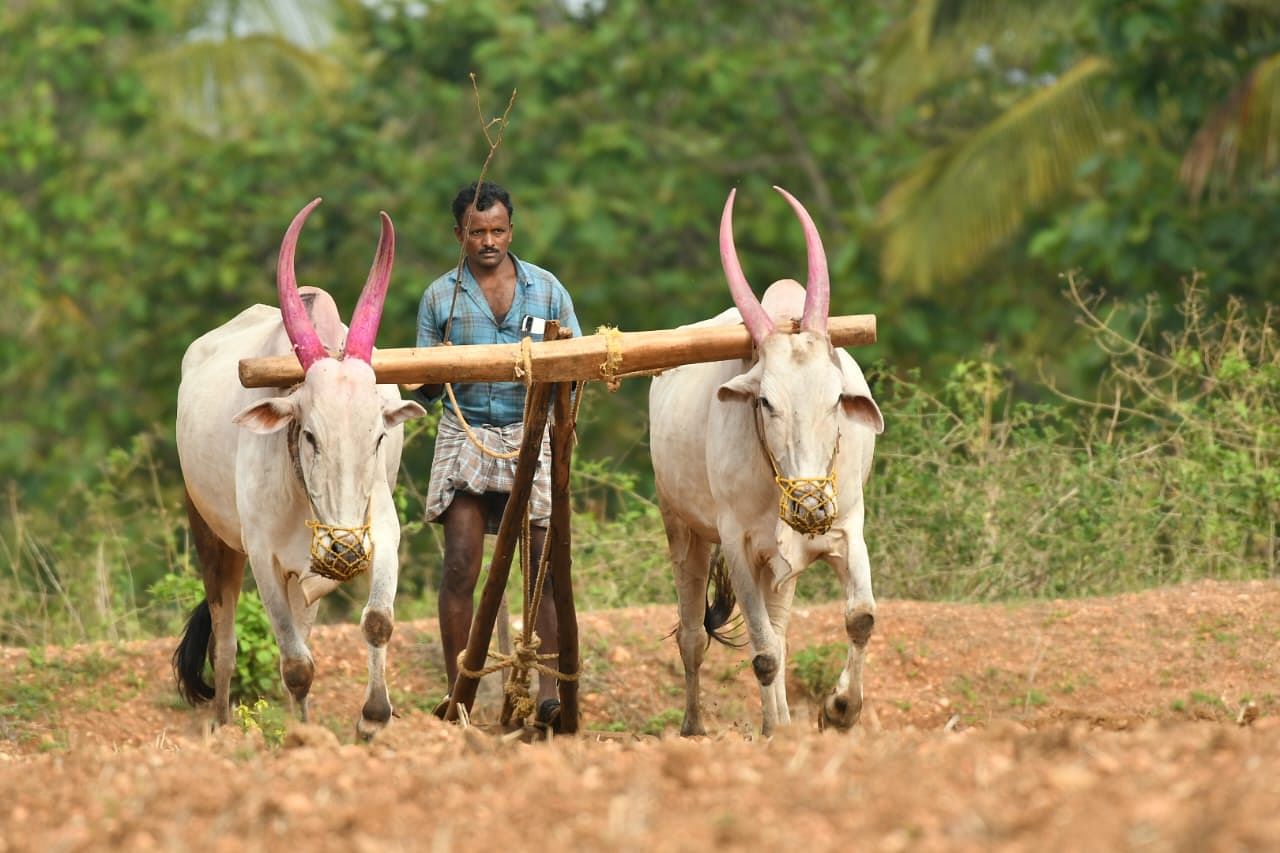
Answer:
[2, 579, 1279, 851]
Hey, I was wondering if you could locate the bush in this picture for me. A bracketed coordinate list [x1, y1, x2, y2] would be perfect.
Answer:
[867, 275, 1280, 599]
[149, 572, 281, 701]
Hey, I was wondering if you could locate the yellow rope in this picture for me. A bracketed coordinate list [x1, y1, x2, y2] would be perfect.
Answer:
[596, 325, 624, 392]
[443, 338, 535, 461]
[512, 336, 533, 382]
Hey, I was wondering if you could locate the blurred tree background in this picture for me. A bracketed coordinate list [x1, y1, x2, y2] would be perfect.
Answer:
[2, 0, 1278, 642]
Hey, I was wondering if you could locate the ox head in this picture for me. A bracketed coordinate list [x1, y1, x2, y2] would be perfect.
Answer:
[716, 186, 884, 537]
[232, 199, 426, 582]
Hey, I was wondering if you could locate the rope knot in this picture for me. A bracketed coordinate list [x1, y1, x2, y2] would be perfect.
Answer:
[596, 325, 623, 392]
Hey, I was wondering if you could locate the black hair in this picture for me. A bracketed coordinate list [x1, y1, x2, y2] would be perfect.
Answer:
[451, 181, 513, 226]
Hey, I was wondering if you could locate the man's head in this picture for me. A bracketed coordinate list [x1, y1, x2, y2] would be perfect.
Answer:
[452, 181, 514, 273]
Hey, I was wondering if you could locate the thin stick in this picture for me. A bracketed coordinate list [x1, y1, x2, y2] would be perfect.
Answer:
[443, 80, 519, 346]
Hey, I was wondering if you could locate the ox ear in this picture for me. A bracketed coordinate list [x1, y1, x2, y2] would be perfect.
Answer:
[839, 376, 884, 434]
[716, 362, 764, 403]
[383, 399, 427, 430]
[841, 393, 884, 434]
[232, 397, 296, 434]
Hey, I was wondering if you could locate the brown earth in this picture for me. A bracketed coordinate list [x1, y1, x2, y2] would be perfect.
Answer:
[1, 578, 1279, 850]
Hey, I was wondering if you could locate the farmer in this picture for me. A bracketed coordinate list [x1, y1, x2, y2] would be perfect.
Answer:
[415, 180, 582, 729]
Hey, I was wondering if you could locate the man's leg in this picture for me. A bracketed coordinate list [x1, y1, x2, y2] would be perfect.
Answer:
[439, 492, 489, 696]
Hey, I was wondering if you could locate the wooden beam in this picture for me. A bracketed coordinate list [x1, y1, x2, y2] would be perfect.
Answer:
[238, 314, 877, 388]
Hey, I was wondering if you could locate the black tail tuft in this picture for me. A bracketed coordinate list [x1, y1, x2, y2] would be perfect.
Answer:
[173, 600, 215, 705]
[704, 548, 746, 648]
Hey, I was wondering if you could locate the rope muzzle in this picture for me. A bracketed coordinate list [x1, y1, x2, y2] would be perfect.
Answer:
[305, 518, 374, 582]
[774, 473, 837, 536]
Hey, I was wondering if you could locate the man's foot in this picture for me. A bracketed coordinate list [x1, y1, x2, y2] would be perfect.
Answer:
[432, 694, 450, 720]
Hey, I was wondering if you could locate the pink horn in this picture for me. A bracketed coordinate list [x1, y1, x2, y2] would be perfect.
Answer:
[773, 185, 829, 335]
[343, 210, 395, 363]
[278, 198, 329, 372]
[720, 188, 774, 344]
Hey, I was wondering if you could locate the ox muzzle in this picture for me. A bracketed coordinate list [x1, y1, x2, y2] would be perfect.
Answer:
[305, 517, 374, 583]
[775, 473, 837, 536]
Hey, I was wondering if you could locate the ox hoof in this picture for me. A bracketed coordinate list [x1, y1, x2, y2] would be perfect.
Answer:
[356, 713, 391, 742]
[357, 696, 393, 742]
[819, 692, 863, 732]
[680, 717, 707, 738]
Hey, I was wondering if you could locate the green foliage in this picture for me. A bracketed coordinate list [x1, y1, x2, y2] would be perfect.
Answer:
[639, 707, 683, 736]
[149, 572, 281, 701]
[868, 277, 1280, 599]
[3, 1, 1280, 649]
[790, 642, 846, 700]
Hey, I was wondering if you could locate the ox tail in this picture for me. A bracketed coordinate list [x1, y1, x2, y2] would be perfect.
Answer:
[704, 548, 745, 648]
[173, 600, 215, 705]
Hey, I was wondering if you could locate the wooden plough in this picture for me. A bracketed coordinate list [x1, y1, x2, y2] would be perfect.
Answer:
[238, 315, 876, 734]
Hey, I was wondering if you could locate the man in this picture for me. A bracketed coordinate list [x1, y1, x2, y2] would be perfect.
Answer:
[416, 181, 582, 728]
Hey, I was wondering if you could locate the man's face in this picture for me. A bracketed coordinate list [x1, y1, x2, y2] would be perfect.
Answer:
[455, 202, 513, 272]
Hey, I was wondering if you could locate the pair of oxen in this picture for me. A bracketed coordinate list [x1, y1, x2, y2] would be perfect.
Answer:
[174, 188, 883, 739]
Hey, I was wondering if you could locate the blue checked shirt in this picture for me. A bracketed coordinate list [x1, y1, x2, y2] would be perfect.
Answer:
[416, 253, 582, 426]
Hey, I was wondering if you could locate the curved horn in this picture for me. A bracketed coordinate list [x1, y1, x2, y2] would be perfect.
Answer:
[773, 186, 829, 335]
[343, 210, 395, 363]
[720, 188, 774, 344]
[277, 198, 328, 372]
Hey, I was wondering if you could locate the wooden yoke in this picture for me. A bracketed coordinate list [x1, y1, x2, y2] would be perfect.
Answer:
[238, 314, 877, 388]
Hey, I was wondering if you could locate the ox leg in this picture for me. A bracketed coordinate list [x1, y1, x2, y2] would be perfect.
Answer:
[724, 539, 786, 737]
[662, 506, 714, 737]
[356, 549, 398, 741]
[822, 533, 876, 731]
[186, 494, 245, 727]
[254, 568, 315, 722]
[762, 573, 797, 729]
[207, 565, 245, 727]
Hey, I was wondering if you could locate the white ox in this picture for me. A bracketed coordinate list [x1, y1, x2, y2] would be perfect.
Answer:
[173, 199, 425, 738]
[649, 187, 884, 737]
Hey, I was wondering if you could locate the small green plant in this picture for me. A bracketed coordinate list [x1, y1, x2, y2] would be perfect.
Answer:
[640, 708, 684, 736]
[1189, 690, 1227, 713]
[791, 642, 845, 700]
[1020, 688, 1048, 709]
[233, 698, 287, 747]
[149, 572, 280, 701]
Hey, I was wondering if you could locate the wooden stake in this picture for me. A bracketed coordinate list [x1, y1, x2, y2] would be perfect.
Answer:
[548, 378, 579, 734]
[444, 373, 556, 723]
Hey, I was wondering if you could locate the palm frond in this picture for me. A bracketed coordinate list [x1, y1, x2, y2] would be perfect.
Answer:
[1181, 52, 1280, 201]
[134, 0, 353, 137]
[877, 56, 1115, 291]
[137, 34, 347, 136]
[867, 0, 1077, 113]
